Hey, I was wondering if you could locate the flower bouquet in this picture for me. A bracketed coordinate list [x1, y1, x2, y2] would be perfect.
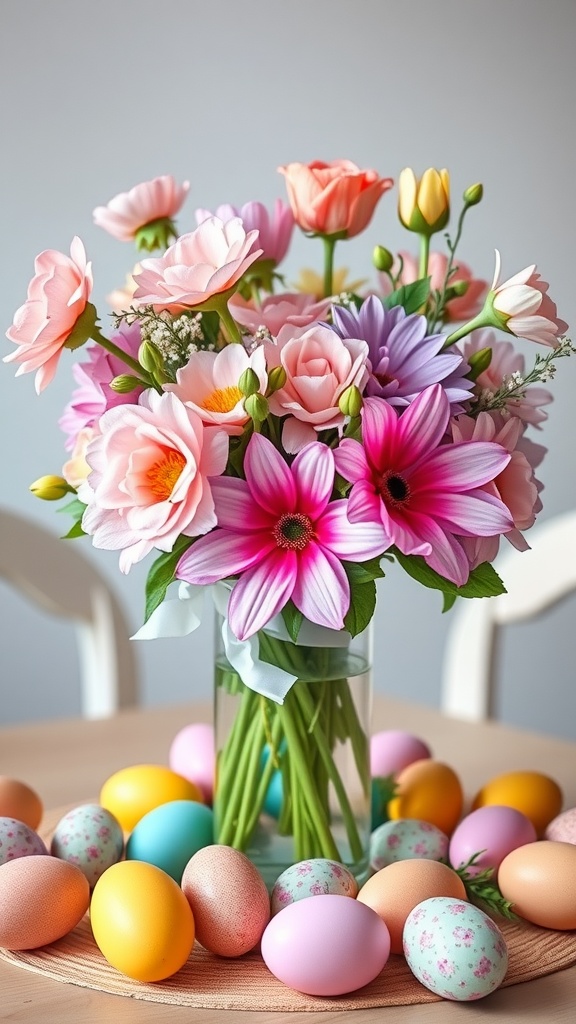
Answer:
[5, 160, 572, 882]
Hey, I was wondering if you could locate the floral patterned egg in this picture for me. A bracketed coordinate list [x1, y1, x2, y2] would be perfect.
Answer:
[50, 803, 124, 887]
[0, 816, 48, 865]
[370, 818, 449, 871]
[545, 806, 576, 844]
[403, 896, 508, 1001]
[270, 858, 358, 916]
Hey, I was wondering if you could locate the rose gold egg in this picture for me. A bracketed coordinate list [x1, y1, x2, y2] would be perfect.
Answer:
[498, 840, 576, 930]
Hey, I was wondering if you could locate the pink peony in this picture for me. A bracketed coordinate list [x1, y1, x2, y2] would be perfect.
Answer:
[79, 390, 229, 572]
[264, 322, 369, 453]
[195, 199, 294, 266]
[164, 344, 268, 435]
[278, 159, 393, 238]
[132, 217, 263, 314]
[463, 330, 553, 428]
[490, 249, 568, 347]
[378, 251, 488, 323]
[228, 292, 332, 336]
[5, 237, 93, 393]
[93, 175, 190, 242]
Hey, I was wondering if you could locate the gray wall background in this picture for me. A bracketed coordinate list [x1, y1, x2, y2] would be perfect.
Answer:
[1, 0, 575, 736]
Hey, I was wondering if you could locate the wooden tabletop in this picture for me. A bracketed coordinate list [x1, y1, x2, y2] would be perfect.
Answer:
[1, 697, 576, 1023]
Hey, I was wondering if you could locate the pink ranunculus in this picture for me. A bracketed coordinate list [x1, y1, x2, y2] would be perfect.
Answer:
[378, 251, 489, 323]
[278, 159, 393, 238]
[79, 390, 229, 573]
[132, 217, 263, 314]
[490, 249, 568, 347]
[164, 344, 268, 435]
[264, 322, 369, 453]
[93, 175, 190, 242]
[195, 199, 294, 266]
[4, 237, 93, 393]
[228, 292, 332, 336]
[463, 330, 553, 428]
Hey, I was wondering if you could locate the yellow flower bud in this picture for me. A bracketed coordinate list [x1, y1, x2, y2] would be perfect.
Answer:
[30, 474, 74, 501]
[338, 385, 363, 418]
[398, 167, 450, 236]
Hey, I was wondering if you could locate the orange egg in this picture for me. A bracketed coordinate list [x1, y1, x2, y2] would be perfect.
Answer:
[0, 776, 43, 830]
[357, 858, 467, 954]
[387, 759, 463, 836]
[471, 770, 563, 837]
[0, 856, 89, 949]
[498, 840, 576, 930]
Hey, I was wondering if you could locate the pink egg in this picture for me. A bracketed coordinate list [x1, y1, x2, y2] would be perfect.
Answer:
[168, 723, 215, 804]
[370, 730, 432, 778]
[449, 804, 537, 875]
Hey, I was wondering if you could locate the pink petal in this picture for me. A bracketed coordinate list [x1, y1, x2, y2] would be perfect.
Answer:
[291, 542, 349, 631]
[406, 512, 471, 585]
[317, 501, 391, 559]
[245, 433, 296, 514]
[414, 442, 511, 492]
[333, 437, 369, 484]
[176, 529, 274, 585]
[395, 384, 449, 466]
[429, 490, 514, 536]
[282, 416, 317, 454]
[228, 549, 298, 640]
[361, 397, 399, 470]
[211, 477, 272, 530]
[346, 480, 383, 524]
[292, 443, 334, 519]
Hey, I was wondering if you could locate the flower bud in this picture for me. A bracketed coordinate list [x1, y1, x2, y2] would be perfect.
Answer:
[63, 301, 99, 352]
[30, 474, 74, 501]
[244, 392, 269, 424]
[138, 340, 165, 374]
[372, 245, 394, 273]
[447, 279, 470, 298]
[463, 182, 483, 207]
[109, 374, 146, 393]
[238, 367, 260, 397]
[398, 167, 450, 236]
[267, 366, 287, 394]
[467, 346, 492, 381]
[338, 385, 363, 418]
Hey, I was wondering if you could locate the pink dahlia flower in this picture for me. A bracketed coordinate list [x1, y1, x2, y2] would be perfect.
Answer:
[79, 390, 229, 573]
[378, 251, 488, 323]
[132, 217, 263, 314]
[278, 159, 393, 238]
[5, 237, 93, 393]
[334, 385, 513, 586]
[463, 330, 552, 428]
[93, 175, 190, 242]
[165, 344, 268, 435]
[195, 199, 294, 266]
[176, 432, 389, 639]
[228, 292, 332, 336]
[490, 249, 568, 348]
[265, 322, 369, 453]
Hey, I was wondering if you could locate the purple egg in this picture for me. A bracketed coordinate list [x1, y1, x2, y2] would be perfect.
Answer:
[449, 804, 537, 875]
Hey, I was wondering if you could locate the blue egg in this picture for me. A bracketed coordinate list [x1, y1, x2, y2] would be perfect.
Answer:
[125, 799, 213, 883]
[371, 776, 394, 830]
[260, 742, 286, 819]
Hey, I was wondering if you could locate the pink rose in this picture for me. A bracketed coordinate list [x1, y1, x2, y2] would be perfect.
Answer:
[93, 175, 190, 242]
[5, 237, 93, 393]
[80, 390, 229, 572]
[378, 251, 488, 323]
[165, 344, 268, 435]
[265, 322, 369, 452]
[228, 292, 332, 336]
[132, 217, 263, 314]
[195, 199, 294, 266]
[278, 159, 393, 238]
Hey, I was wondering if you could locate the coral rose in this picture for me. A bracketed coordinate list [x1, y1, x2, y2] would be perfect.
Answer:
[4, 237, 94, 393]
[93, 175, 190, 249]
[278, 160, 393, 238]
[79, 390, 229, 572]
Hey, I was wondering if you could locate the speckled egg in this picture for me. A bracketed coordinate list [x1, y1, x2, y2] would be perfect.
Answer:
[403, 896, 508, 1001]
[50, 804, 124, 887]
[0, 817, 48, 865]
[370, 819, 449, 871]
[545, 807, 576, 844]
[271, 858, 358, 916]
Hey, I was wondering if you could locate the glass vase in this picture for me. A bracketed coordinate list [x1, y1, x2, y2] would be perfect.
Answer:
[213, 608, 373, 889]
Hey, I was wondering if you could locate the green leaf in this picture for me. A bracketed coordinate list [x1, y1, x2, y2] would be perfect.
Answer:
[393, 550, 506, 602]
[61, 520, 87, 539]
[57, 498, 87, 518]
[383, 277, 431, 315]
[281, 601, 303, 644]
[144, 535, 194, 622]
[344, 578, 377, 637]
[199, 310, 222, 348]
[343, 557, 386, 585]
[442, 591, 458, 613]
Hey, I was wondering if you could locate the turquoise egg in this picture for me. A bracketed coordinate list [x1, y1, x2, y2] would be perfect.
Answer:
[260, 742, 286, 819]
[125, 799, 213, 883]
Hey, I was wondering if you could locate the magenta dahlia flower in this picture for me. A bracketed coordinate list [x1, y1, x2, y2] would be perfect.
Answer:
[333, 385, 514, 586]
[176, 433, 389, 639]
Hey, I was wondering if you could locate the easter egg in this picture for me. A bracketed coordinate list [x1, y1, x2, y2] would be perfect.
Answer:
[388, 760, 463, 836]
[99, 763, 203, 832]
[370, 819, 449, 872]
[0, 856, 89, 950]
[471, 770, 563, 836]
[357, 858, 467, 954]
[545, 806, 576, 844]
[90, 860, 195, 981]
[261, 894, 390, 996]
[403, 896, 508, 1000]
[0, 777, 43, 830]
[125, 799, 214, 883]
[498, 840, 576, 929]
[370, 730, 432, 778]
[50, 804, 124, 886]
[181, 844, 270, 956]
[0, 817, 48, 865]
[169, 722, 215, 804]
[270, 858, 358, 916]
[449, 805, 537, 876]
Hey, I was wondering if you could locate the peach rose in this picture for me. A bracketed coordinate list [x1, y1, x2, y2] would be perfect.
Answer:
[278, 160, 393, 238]
[93, 175, 190, 242]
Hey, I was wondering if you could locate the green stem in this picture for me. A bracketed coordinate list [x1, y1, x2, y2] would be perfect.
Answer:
[442, 310, 488, 349]
[215, 302, 244, 344]
[91, 325, 152, 381]
[418, 233, 430, 281]
[322, 235, 338, 298]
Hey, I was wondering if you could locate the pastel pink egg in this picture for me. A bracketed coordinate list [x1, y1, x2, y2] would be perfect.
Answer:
[370, 730, 432, 778]
[169, 723, 215, 804]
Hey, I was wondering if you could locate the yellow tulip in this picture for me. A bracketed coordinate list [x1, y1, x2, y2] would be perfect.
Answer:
[398, 167, 450, 235]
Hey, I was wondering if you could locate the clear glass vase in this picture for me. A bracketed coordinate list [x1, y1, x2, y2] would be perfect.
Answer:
[213, 608, 373, 889]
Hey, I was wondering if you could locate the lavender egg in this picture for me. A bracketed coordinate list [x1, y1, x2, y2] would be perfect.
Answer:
[449, 804, 537, 876]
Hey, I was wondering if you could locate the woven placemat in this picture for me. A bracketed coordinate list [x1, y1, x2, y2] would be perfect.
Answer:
[1, 805, 575, 1010]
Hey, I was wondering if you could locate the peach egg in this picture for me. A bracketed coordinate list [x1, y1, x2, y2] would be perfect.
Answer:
[0, 776, 43, 831]
[387, 759, 464, 836]
[498, 840, 576, 930]
[0, 856, 89, 949]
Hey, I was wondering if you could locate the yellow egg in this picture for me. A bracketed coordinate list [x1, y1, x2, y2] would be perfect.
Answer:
[90, 860, 195, 981]
[387, 759, 463, 836]
[471, 770, 563, 837]
[99, 763, 203, 832]
[498, 840, 576, 929]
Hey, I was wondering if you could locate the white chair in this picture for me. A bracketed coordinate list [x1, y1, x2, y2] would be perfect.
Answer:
[0, 508, 139, 718]
[441, 509, 576, 722]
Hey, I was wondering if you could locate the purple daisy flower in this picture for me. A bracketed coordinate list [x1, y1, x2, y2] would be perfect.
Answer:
[329, 295, 473, 412]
